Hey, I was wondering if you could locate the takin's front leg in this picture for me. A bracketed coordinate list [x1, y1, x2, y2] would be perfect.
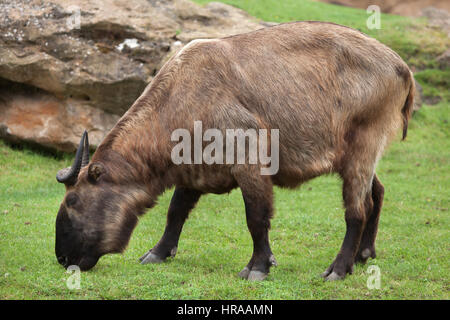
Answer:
[233, 167, 277, 281]
[140, 187, 202, 264]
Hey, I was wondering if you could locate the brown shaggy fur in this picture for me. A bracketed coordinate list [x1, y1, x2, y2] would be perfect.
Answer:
[67, 21, 414, 279]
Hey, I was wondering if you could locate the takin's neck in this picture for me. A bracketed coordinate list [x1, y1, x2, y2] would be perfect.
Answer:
[94, 69, 182, 205]
[93, 107, 175, 208]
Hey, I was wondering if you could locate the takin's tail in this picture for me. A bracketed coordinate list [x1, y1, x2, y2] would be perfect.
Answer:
[401, 71, 415, 140]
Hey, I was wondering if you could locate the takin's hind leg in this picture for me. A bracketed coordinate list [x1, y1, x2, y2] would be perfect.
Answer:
[322, 160, 379, 281]
[321, 174, 371, 280]
[233, 166, 278, 281]
[355, 174, 384, 264]
[140, 187, 202, 264]
[322, 123, 387, 281]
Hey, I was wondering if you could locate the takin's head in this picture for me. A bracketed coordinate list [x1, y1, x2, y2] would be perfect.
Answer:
[55, 131, 151, 271]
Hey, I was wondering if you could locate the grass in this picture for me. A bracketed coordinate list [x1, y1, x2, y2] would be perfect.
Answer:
[1, 102, 448, 299]
[0, 0, 449, 300]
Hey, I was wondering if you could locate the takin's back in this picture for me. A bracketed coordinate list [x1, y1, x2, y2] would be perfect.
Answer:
[118, 21, 414, 188]
[150, 22, 413, 183]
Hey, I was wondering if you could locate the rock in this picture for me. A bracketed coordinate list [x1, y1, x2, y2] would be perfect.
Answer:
[316, 1, 450, 17]
[421, 6, 450, 36]
[413, 79, 424, 111]
[0, 0, 263, 152]
[436, 49, 450, 70]
[423, 95, 442, 105]
[0, 79, 120, 152]
[175, 1, 262, 42]
[260, 22, 280, 28]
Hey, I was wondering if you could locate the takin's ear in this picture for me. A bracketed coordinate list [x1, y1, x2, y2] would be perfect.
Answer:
[88, 162, 106, 182]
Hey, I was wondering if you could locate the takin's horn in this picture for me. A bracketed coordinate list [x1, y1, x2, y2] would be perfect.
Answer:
[81, 130, 89, 168]
[56, 130, 89, 185]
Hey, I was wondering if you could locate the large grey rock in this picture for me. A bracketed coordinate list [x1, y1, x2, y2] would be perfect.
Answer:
[436, 49, 450, 70]
[316, 1, 450, 17]
[0, 0, 263, 151]
[413, 79, 424, 111]
[0, 79, 120, 152]
[421, 6, 450, 37]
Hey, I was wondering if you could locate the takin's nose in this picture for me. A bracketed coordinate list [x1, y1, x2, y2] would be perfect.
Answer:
[57, 256, 68, 267]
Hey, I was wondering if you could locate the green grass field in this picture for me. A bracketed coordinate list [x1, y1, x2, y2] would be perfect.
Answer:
[0, 0, 449, 299]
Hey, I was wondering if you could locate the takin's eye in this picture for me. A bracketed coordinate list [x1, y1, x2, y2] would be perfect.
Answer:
[65, 193, 79, 208]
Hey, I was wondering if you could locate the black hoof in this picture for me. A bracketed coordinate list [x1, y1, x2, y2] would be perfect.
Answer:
[238, 254, 276, 281]
[139, 250, 151, 262]
[238, 267, 251, 279]
[248, 271, 268, 281]
[322, 271, 345, 281]
[238, 267, 268, 281]
[140, 252, 164, 264]
[139, 246, 178, 264]
[321, 259, 353, 281]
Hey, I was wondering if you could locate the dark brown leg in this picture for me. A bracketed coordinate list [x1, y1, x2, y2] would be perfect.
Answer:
[140, 187, 202, 264]
[234, 168, 277, 281]
[322, 171, 372, 281]
[355, 174, 384, 264]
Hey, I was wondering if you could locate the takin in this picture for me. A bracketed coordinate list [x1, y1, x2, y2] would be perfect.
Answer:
[55, 21, 414, 281]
